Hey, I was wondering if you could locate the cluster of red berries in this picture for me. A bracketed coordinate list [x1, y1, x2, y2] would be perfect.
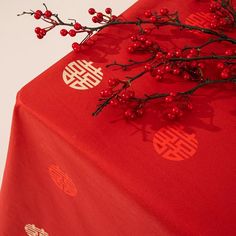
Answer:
[34, 9, 53, 20]
[144, 8, 170, 23]
[163, 93, 193, 120]
[60, 22, 85, 52]
[59, 7, 116, 52]
[216, 49, 236, 79]
[34, 27, 48, 39]
[88, 7, 117, 23]
[99, 78, 144, 120]
[71, 38, 96, 53]
[99, 78, 194, 120]
[143, 48, 206, 82]
[123, 106, 144, 120]
[127, 31, 157, 53]
[100, 78, 120, 98]
[33, 8, 54, 39]
[209, 0, 234, 29]
[60, 22, 83, 38]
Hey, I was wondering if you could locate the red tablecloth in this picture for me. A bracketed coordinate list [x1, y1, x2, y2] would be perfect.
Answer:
[1, 0, 236, 235]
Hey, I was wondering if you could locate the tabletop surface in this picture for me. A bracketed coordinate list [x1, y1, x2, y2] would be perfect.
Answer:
[1, 0, 236, 235]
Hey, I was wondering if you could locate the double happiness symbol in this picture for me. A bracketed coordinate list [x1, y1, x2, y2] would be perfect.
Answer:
[185, 11, 214, 35]
[153, 125, 198, 161]
[63, 60, 103, 90]
[25, 224, 48, 236]
[48, 164, 78, 197]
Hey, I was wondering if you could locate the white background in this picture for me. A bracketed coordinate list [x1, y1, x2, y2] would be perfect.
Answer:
[0, 0, 136, 187]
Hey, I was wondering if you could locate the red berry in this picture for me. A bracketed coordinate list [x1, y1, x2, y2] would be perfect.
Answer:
[217, 62, 225, 69]
[110, 99, 118, 106]
[120, 91, 129, 101]
[72, 42, 80, 52]
[97, 12, 103, 19]
[160, 8, 169, 16]
[167, 113, 176, 120]
[118, 97, 126, 104]
[136, 108, 144, 117]
[88, 8, 96, 15]
[210, 2, 221, 11]
[198, 62, 205, 69]
[124, 109, 136, 120]
[225, 49, 233, 56]
[44, 10, 52, 18]
[210, 22, 218, 29]
[219, 18, 227, 26]
[40, 29, 46, 36]
[183, 72, 190, 80]
[190, 48, 197, 55]
[133, 42, 141, 48]
[175, 49, 182, 57]
[92, 16, 98, 23]
[72, 42, 79, 48]
[120, 92, 127, 100]
[190, 61, 198, 68]
[172, 106, 180, 114]
[165, 96, 173, 103]
[69, 29, 76, 37]
[173, 68, 180, 75]
[215, 2, 221, 10]
[221, 72, 229, 79]
[105, 7, 112, 14]
[100, 88, 113, 97]
[221, 69, 230, 79]
[187, 103, 193, 110]
[144, 28, 151, 34]
[166, 51, 174, 59]
[170, 92, 177, 97]
[74, 22, 82, 30]
[145, 40, 152, 46]
[213, 14, 219, 20]
[178, 111, 184, 117]
[138, 36, 146, 42]
[34, 12, 42, 20]
[141, 44, 148, 50]
[187, 54, 194, 59]
[155, 75, 163, 80]
[120, 90, 134, 100]
[128, 46, 134, 53]
[156, 52, 164, 59]
[144, 63, 152, 71]
[156, 68, 164, 75]
[111, 15, 117, 21]
[34, 27, 41, 34]
[165, 65, 171, 72]
[60, 29, 68, 36]
[130, 35, 137, 41]
[144, 10, 152, 18]
[35, 10, 42, 15]
[150, 16, 157, 23]
[108, 78, 119, 87]
[37, 34, 43, 39]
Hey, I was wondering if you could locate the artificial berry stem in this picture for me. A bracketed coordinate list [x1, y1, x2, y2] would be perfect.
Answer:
[19, 1, 236, 121]
[134, 77, 236, 103]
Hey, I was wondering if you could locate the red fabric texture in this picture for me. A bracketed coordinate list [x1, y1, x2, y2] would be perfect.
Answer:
[1, 0, 236, 235]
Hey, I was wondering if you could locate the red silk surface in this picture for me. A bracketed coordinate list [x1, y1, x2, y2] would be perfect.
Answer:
[1, 0, 236, 235]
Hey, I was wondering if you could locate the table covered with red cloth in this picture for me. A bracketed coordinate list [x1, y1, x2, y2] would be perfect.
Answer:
[1, 0, 236, 235]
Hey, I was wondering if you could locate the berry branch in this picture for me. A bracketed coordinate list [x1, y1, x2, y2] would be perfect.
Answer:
[19, 0, 236, 121]
[136, 77, 236, 103]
